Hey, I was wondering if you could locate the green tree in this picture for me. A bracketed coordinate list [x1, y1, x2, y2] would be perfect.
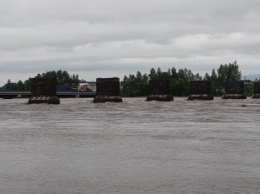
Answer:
[3, 79, 18, 91]
[171, 66, 178, 78]
[17, 80, 24, 91]
[2, 70, 83, 91]
[149, 68, 156, 79]
[211, 69, 217, 82]
[204, 72, 211, 81]
[217, 61, 241, 83]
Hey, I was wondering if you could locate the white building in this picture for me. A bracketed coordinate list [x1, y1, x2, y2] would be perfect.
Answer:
[78, 82, 96, 92]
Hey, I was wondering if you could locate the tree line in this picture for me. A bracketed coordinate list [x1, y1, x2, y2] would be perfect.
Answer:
[1, 61, 254, 96]
[2, 70, 85, 91]
[121, 61, 243, 97]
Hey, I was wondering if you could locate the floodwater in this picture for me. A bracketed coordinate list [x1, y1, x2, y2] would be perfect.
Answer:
[0, 97, 260, 194]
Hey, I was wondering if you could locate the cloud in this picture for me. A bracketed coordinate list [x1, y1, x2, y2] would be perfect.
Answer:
[1, 0, 260, 85]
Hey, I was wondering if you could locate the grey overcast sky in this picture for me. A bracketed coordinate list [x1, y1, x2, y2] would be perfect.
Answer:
[0, 0, 260, 85]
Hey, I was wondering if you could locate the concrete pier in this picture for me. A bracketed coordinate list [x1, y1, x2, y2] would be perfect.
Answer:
[222, 81, 246, 99]
[28, 77, 60, 104]
[146, 80, 173, 101]
[188, 81, 213, 100]
[252, 82, 260, 98]
[94, 78, 122, 103]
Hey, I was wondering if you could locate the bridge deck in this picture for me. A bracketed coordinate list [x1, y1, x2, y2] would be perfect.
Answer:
[0, 91, 96, 99]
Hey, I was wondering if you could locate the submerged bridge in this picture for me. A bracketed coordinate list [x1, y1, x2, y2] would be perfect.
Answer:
[0, 91, 96, 99]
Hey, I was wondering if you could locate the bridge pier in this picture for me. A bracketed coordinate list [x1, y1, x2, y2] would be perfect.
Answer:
[94, 78, 122, 103]
[28, 77, 60, 104]
[252, 82, 260, 98]
[188, 81, 213, 100]
[222, 81, 246, 99]
[146, 80, 173, 101]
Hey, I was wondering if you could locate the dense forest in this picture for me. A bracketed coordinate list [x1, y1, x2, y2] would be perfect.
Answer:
[1, 61, 258, 96]
[2, 70, 86, 91]
[121, 61, 244, 97]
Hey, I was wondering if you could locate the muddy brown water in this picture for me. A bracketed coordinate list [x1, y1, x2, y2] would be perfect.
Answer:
[0, 97, 259, 194]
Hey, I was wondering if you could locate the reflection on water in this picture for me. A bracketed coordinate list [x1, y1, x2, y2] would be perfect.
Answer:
[0, 97, 260, 194]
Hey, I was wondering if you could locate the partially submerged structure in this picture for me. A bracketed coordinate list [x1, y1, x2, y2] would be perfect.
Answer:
[188, 81, 213, 100]
[222, 81, 246, 99]
[146, 80, 173, 101]
[252, 82, 260, 98]
[28, 77, 60, 104]
[93, 77, 122, 103]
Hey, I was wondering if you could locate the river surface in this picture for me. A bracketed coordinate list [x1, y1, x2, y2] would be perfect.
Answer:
[0, 97, 260, 194]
